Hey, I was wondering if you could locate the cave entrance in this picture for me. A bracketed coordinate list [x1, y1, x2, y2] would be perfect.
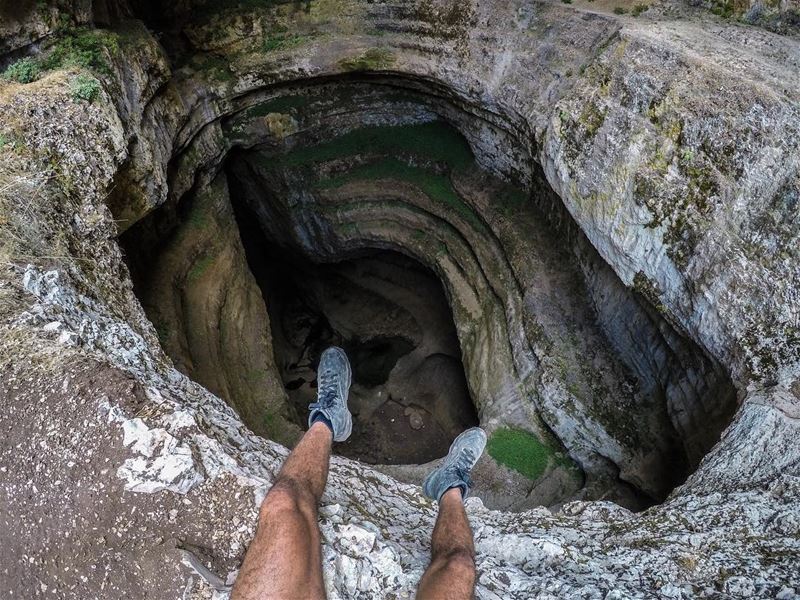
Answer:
[117, 80, 737, 509]
[232, 193, 479, 464]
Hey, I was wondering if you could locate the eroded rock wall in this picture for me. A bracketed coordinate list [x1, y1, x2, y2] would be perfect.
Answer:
[0, 0, 798, 597]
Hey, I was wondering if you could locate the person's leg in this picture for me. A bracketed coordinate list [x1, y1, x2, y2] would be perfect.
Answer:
[416, 487, 476, 600]
[231, 421, 332, 600]
[232, 346, 353, 600]
[417, 427, 486, 600]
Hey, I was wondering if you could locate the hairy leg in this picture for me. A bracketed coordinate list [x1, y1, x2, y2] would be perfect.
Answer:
[416, 488, 477, 600]
[231, 422, 333, 600]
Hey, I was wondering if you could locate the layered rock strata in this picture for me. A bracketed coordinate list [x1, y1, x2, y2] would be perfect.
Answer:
[0, 0, 798, 597]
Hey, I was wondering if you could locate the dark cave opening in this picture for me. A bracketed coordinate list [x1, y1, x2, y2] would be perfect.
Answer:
[230, 186, 479, 464]
[116, 79, 738, 508]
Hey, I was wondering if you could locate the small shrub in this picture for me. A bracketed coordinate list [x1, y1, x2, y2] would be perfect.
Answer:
[561, 0, 572, 4]
[1, 28, 118, 88]
[613, 6, 628, 14]
[2, 57, 41, 83]
[632, 3, 649, 15]
[41, 27, 119, 75]
[69, 74, 101, 102]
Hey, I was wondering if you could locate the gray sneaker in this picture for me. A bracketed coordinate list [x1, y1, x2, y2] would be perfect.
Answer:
[308, 346, 353, 442]
[423, 427, 487, 503]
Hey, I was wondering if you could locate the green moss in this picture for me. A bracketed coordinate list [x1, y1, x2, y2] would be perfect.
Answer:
[318, 158, 485, 230]
[69, 74, 101, 102]
[188, 255, 215, 280]
[684, 163, 716, 212]
[709, 0, 735, 17]
[663, 118, 683, 143]
[275, 121, 474, 170]
[487, 427, 555, 480]
[338, 48, 395, 72]
[262, 121, 484, 227]
[2, 57, 41, 83]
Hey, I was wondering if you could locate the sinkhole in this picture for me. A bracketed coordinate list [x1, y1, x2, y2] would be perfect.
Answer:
[231, 208, 480, 465]
[117, 80, 736, 510]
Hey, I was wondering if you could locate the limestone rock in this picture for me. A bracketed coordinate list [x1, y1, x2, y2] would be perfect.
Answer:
[0, 0, 798, 598]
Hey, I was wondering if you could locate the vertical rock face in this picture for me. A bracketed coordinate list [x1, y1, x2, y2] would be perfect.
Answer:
[0, 0, 798, 598]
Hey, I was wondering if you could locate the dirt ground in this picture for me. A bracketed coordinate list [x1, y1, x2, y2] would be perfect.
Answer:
[0, 351, 253, 599]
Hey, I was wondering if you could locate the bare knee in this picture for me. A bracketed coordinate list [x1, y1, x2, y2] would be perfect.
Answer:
[259, 477, 317, 523]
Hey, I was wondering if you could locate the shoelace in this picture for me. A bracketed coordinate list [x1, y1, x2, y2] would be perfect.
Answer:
[448, 448, 475, 488]
[311, 368, 339, 410]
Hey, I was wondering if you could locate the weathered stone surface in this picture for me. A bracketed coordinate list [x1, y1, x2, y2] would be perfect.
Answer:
[1, 0, 799, 597]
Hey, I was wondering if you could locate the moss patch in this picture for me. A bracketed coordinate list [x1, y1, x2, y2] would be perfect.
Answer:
[274, 121, 474, 170]
[318, 158, 484, 230]
[338, 48, 395, 72]
[487, 427, 555, 480]
[187, 255, 215, 280]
